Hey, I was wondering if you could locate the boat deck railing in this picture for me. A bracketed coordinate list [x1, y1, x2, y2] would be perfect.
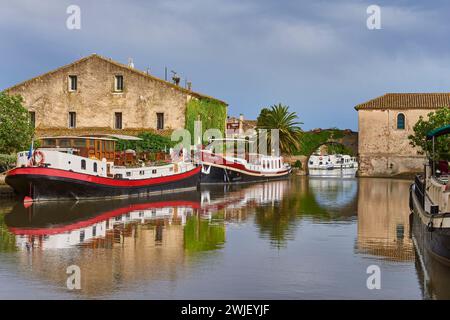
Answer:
[414, 175, 425, 209]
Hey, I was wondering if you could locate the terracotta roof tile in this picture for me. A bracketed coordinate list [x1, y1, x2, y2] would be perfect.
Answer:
[355, 93, 450, 110]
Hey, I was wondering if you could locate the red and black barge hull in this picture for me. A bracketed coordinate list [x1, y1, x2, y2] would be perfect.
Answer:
[200, 164, 291, 184]
[6, 166, 201, 202]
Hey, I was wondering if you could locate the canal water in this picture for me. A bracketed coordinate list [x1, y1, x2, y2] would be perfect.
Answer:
[0, 176, 445, 299]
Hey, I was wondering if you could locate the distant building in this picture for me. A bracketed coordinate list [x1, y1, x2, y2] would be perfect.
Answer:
[226, 114, 257, 138]
[355, 93, 450, 177]
[3, 54, 227, 137]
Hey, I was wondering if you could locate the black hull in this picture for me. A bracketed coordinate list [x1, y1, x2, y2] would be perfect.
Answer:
[6, 170, 200, 202]
[411, 185, 450, 265]
[200, 165, 291, 184]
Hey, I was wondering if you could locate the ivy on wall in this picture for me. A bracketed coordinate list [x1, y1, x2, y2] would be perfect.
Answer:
[185, 98, 227, 144]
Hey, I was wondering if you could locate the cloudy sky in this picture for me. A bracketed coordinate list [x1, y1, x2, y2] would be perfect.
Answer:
[1, 0, 450, 130]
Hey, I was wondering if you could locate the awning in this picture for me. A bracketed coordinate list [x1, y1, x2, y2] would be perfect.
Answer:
[87, 134, 143, 141]
[426, 124, 450, 140]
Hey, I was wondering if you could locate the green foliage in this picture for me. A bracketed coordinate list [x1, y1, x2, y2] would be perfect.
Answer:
[184, 215, 225, 253]
[293, 160, 302, 168]
[0, 154, 16, 172]
[256, 103, 303, 155]
[0, 210, 16, 252]
[185, 98, 227, 144]
[326, 143, 354, 156]
[0, 92, 34, 154]
[408, 107, 450, 160]
[115, 131, 175, 152]
[296, 129, 345, 156]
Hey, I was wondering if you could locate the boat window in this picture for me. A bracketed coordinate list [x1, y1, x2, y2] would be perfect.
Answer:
[126, 172, 131, 177]
[81, 159, 86, 170]
[108, 141, 115, 152]
[73, 139, 86, 148]
[92, 225, 96, 237]
[93, 162, 98, 172]
[152, 169, 157, 174]
[59, 139, 70, 148]
[262, 160, 266, 169]
[139, 170, 145, 175]
[42, 139, 56, 147]
[397, 113, 405, 130]
[80, 230, 85, 243]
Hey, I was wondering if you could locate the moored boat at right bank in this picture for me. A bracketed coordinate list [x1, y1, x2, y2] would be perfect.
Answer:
[410, 124, 450, 265]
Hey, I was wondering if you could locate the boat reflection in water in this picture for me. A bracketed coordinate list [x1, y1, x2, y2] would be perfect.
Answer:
[3, 181, 291, 297]
[7, 176, 449, 299]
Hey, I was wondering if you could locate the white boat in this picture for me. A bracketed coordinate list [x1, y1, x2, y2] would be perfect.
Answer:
[309, 154, 358, 170]
[6, 135, 200, 202]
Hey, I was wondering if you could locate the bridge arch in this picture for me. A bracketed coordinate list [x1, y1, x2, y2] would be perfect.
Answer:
[296, 129, 358, 175]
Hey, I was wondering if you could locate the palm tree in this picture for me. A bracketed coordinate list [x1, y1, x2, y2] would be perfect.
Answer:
[256, 103, 303, 155]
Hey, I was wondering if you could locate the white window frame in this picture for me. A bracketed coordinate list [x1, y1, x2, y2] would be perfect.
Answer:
[68, 75, 77, 92]
[114, 75, 124, 92]
[68, 112, 76, 129]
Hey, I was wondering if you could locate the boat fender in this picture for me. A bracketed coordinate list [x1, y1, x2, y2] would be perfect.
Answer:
[202, 165, 211, 175]
[427, 220, 434, 232]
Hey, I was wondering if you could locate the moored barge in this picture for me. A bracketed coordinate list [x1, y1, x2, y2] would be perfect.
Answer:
[6, 135, 200, 202]
[199, 138, 291, 184]
[410, 124, 450, 265]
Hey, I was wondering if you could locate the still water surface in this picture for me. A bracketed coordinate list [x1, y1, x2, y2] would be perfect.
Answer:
[0, 176, 445, 299]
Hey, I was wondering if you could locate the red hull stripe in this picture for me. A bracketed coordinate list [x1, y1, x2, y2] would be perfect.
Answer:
[202, 153, 289, 175]
[9, 200, 201, 236]
[7, 166, 201, 187]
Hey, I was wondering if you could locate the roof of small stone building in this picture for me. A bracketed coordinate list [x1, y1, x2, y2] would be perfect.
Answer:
[227, 117, 257, 131]
[4, 53, 227, 105]
[355, 93, 450, 110]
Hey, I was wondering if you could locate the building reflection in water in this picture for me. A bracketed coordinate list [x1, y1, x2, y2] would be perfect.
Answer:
[356, 178, 415, 262]
[2, 182, 293, 296]
[7, 177, 449, 298]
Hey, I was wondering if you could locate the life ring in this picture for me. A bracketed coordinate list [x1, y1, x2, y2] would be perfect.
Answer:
[32, 150, 45, 166]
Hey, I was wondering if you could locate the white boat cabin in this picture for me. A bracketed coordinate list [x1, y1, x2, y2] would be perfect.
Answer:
[202, 138, 290, 173]
[16, 136, 193, 180]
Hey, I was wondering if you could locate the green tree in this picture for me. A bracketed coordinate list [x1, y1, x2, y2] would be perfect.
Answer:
[115, 131, 175, 152]
[0, 92, 34, 154]
[408, 107, 450, 160]
[256, 103, 303, 155]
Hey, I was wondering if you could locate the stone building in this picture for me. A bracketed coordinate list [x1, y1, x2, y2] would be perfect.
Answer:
[3, 54, 227, 137]
[355, 93, 450, 177]
[226, 114, 257, 138]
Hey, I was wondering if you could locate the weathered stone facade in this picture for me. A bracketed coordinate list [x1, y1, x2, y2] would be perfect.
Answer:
[356, 93, 450, 177]
[4, 54, 226, 137]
